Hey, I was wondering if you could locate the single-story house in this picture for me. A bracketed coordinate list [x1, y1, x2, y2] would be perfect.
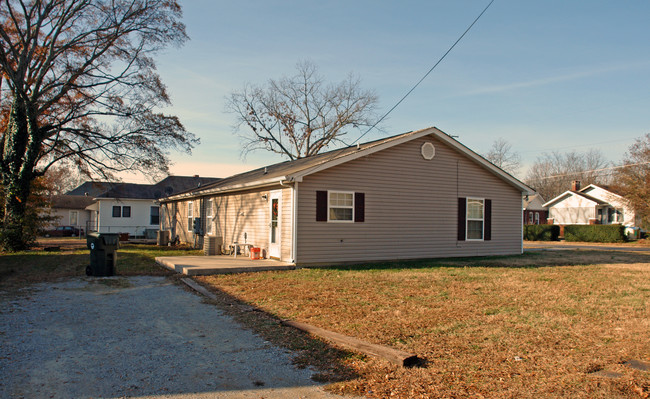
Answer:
[160, 127, 534, 265]
[523, 194, 547, 225]
[45, 195, 96, 231]
[543, 181, 639, 226]
[60, 176, 220, 237]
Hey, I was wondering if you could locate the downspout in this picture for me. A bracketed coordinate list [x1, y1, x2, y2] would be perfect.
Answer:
[292, 181, 298, 264]
[521, 194, 524, 254]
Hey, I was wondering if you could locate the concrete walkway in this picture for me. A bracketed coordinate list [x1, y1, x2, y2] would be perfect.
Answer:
[155, 255, 295, 276]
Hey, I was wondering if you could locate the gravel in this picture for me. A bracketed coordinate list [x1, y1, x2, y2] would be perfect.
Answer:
[0, 276, 349, 399]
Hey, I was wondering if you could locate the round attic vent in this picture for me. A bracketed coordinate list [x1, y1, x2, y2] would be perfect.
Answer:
[421, 142, 436, 160]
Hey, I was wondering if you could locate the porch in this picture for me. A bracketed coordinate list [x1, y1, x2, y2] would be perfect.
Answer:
[155, 255, 295, 276]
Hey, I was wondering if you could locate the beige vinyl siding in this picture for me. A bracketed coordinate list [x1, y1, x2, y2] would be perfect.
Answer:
[296, 134, 523, 265]
[163, 186, 293, 260]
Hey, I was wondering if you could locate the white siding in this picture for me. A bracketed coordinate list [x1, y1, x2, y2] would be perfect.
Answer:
[96, 198, 159, 236]
[547, 194, 597, 225]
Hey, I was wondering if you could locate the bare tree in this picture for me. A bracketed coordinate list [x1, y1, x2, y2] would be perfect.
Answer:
[612, 133, 650, 224]
[525, 149, 610, 201]
[483, 138, 521, 176]
[225, 61, 379, 160]
[0, 0, 197, 250]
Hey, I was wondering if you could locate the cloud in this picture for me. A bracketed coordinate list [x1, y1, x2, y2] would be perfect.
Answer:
[463, 61, 650, 96]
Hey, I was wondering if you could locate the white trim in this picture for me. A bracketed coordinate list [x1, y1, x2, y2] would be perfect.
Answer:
[187, 202, 193, 232]
[466, 197, 485, 241]
[291, 182, 298, 263]
[269, 190, 282, 258]
[542, 191, 600, 208]
[327, 190, 355, 223]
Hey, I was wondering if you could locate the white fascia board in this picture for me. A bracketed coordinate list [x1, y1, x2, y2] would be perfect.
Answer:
[160, 177, 292, 202]
[432, 131, 535, 195]
[542, 191, 598, 208]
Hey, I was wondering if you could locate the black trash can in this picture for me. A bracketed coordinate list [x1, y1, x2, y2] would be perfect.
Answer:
[86, 232, 119, 276]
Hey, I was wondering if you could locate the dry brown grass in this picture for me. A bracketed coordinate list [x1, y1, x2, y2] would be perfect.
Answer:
[197, 249, 650, 398]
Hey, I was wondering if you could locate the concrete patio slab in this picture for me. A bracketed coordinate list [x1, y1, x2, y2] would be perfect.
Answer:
[155, 255, 295, 276]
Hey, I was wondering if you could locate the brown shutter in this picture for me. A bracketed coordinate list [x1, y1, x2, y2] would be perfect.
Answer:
[354, 192, 365, 222]
[457, 197, 466, 241]
[484, 199, 492, 241]
[316, 191, 327, 221]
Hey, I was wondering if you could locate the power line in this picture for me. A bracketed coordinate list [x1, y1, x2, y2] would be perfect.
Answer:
[350, 0, 495, 146]
[526, 161, 650, 182]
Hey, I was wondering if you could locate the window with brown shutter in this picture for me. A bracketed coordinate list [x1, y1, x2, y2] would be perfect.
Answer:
[316, 190, 365, 223]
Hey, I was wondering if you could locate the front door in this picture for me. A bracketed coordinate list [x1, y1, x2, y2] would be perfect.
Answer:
[269, 190, 282, 259]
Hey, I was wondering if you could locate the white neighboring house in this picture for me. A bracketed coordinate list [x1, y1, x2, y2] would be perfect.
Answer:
[62, 176, 220, 238]
[46, 195, 95, 232]
[543, 181, 639, 227]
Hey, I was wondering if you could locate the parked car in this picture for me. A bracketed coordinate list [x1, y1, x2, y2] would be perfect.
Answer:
[43, 226, 84, 237]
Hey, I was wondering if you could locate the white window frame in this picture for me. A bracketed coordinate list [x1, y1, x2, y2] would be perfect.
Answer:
[528, 212, 534, 225]
[466, 197, 484, 241]
[187, 202, 193, 232]
[206, 199, 213, 235]
[327, 190, 354, 223]
[534, 212, 540, 225]
[150, 206, 159, 226]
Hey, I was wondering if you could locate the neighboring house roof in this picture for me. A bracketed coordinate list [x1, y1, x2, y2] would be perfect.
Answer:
[49, 195, 96, 210]
[580, 183, 625, 198]
[543, 190, 609, 208]
[523, 193, 546, 210]
[164, 126, 534, 201]
[67, 176, 221, 201]
[66, 181, 113, 196]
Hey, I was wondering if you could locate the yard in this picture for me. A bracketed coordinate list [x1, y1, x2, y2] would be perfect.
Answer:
[1, 241, 649, 398]
[196, 249, 650, 398]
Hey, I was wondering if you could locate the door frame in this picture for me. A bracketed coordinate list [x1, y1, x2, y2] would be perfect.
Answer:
[269, 190, 282, 259]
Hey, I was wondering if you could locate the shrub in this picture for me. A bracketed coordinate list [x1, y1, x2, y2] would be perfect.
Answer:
[564, 224, 626, 243]
[524, 225, 560, 241]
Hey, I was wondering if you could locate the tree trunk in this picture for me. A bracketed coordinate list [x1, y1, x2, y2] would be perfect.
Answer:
[1, 97, 38, 251]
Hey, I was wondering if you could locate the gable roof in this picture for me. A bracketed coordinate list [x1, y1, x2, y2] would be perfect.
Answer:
[543, 190, 609, 208]
[67, 176, 221, 200]
[164, 126, 533, 201]
[580, 183, 625, 198]
[523, 193, 546, 210]
[49, 195, 96, 210]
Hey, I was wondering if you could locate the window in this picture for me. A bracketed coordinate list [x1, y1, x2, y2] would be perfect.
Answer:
[112, 206, 121, 217]
[534, 212, 540, 225]
[122, 206, 131, 218]
[206, 199, 213, 235]
[328, 191, 354, 222]
[528, 212, 534, 225]
[608, 207, 624, 223]
[150, 206, 159, 225]
[70, 211, 78, 226]
[466, 198, 484, 240]
[187, 202, 193, 231]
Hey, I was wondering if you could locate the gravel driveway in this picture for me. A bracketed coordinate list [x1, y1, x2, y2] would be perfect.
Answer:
[0, 276, 348, 399]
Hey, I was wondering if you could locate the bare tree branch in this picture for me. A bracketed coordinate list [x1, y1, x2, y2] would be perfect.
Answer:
[225, 60, 379, 160]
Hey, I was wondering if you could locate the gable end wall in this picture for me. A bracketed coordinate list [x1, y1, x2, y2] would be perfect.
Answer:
[296, 134, 523, 264]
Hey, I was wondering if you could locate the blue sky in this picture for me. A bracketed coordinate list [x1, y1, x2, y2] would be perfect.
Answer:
[143, 0, 650, 182]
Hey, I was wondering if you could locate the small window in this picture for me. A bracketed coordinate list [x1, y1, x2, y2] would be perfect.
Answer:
[122, 206, 131, 218]
[150, 206, 159, 225]
[112, 206, 121, 218]
[328, 191, 354, 222]
[466, 198, 484, 240]
[70, 210, 78, 226]
[528, 212, 534, 225]
[187, 202, 193, 232]
[534, 212, 540, 225]
[206, 199, 213, 235]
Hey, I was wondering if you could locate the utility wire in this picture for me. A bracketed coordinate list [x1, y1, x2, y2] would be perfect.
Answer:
[350, 0, 495, 146]
[526, 161, 650, 182]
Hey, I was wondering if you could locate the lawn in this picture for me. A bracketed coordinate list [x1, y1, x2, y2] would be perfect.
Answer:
[196, 249, 650, 398]
[0, 240, 202, 289]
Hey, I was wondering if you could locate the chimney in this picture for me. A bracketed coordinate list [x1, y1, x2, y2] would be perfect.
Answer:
[193, 174, 199, 178]
[571, 180, 581, 191]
